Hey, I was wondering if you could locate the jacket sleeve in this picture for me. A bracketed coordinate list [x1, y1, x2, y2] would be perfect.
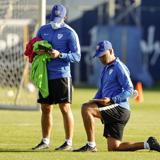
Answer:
[93, 71, 103, 99]
[36, 27, 42, 38]
[59, 31, 81, 63]
[94, 88, 102, 99]
[111, 64, 134, 103]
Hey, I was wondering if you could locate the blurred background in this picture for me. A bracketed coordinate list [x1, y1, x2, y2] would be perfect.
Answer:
[0, 0, 160, 109]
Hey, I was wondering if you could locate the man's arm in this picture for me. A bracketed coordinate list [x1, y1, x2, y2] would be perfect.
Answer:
[93, 88, 102, 99]
[111, 63, 134, 103]
[58, 31, 81, 63]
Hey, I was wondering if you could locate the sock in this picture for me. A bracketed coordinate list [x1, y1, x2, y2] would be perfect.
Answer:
[42, 138, 50, 145]
[87, 141, 96, 148]
[65, 139, 72, 146]
[144, 141, 150, 149]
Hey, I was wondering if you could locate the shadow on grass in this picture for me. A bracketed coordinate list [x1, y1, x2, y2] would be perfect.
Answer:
[0, 148, 53, 152]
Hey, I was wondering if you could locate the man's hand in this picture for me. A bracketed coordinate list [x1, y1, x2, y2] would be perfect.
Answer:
[89, 97, 111, 105]
[36, 49, 46, 55]
[49, 49, 60, 59]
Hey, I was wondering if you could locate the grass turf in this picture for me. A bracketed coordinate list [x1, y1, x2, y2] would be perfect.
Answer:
[0, 88, 160, 160]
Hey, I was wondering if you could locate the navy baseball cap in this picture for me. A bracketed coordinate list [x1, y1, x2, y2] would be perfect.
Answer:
[50, 4, 67, 23]
[93, 40, 112, 58]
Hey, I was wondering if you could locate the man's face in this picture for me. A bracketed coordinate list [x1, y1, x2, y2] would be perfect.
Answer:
[99, 50, 110, 64]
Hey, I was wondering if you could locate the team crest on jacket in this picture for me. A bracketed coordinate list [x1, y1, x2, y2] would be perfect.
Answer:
[109, 69, 113, 75]
[57, 34, 63, 39]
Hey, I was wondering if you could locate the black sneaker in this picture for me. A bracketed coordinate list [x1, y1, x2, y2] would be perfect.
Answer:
[32, 141, 49, 150]
[147, 137, 160, 152]
[55, 141, 72, 151]
[73, 144, 97, 152]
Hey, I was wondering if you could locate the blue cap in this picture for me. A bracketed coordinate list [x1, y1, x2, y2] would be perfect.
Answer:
[93, 40, 112, 58]
[50, 4, 67, 23]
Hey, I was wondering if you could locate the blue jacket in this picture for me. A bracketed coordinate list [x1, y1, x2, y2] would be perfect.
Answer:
[37, 23, 81, 80]
[94, 58, 134, 110]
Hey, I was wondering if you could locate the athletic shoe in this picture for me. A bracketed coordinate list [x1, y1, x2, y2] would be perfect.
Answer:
[32, 141, 49, 150]
[147, 137, 160, 152]
[73, 144, 97, 152]
[55, 141, 72, 151]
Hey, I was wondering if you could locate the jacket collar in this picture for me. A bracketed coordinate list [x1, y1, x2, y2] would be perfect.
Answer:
[106, 57, 117, 68]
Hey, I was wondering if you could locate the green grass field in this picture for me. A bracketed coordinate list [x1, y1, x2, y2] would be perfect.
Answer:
[0, 88, 160, 160]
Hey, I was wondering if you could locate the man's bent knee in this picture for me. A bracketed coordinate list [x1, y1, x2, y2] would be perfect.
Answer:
[108, 145, 119, 151]
[107, 137, 121, 151]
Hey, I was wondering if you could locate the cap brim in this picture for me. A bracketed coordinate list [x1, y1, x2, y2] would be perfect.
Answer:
[93, 51, 105, 58]
[52, 17, 63, 23]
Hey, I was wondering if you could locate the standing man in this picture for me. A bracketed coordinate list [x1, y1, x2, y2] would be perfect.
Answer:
[32, 4, 81, 151]
[74, 40, 160, 152]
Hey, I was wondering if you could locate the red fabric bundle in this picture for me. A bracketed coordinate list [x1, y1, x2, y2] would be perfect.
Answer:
[24, 37, 42, 63]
